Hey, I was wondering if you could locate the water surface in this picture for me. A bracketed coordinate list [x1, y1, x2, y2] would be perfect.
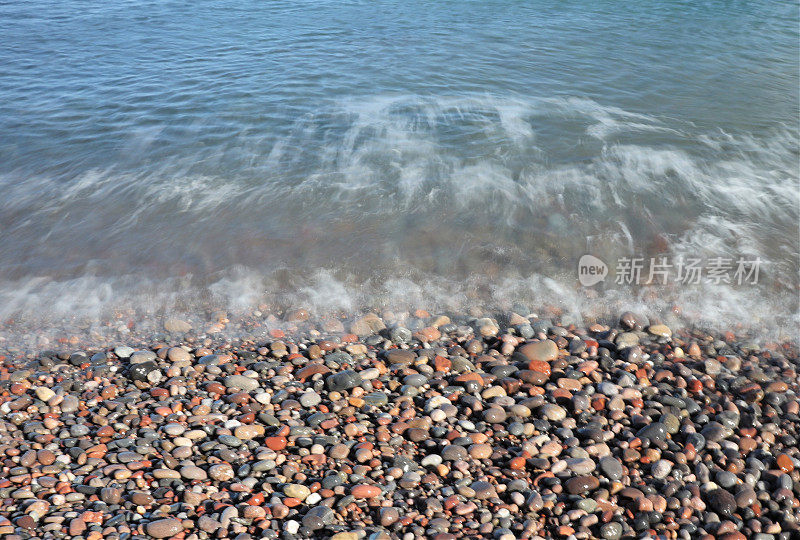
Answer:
[1, 0, 798, 337]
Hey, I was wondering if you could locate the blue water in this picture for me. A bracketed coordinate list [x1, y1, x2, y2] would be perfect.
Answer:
[0, 0, 797, 334]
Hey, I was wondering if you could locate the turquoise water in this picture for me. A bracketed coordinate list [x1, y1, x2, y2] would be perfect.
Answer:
[0, 0, 798, 331]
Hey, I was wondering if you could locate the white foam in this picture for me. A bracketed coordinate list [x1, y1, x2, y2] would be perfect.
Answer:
[0, 94, 797, 345]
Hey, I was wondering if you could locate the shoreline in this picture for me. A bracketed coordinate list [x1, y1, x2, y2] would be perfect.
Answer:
[0, 309, 798, 539]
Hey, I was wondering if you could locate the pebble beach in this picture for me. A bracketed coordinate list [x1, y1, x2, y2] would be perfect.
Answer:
[1, 1, 798, 539]
[1, 309, 798, 540]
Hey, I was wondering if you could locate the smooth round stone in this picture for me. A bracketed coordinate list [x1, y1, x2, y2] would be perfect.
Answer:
[716, 470, 738, 488]
[734, 485, 757, 508]
[600, 522, 623, 540]
[404, 374, 428, 387]
[704, 358, 722, 376]
[406, 428, 429, 442]
[597, 382, 619, 396]
[223, 375, 259, 392]
[708, 488, 736, 517]
[145, 518, 182, 538]
[285, 521, 300, 534]
[114, 346, 135, 359]
[363, 392, 388, 406]
[564, 476, 600, 494]
[484, 408, 507, 423]
[399, 471, 421, 488]
[482, 386, 507, 399]
[218, 435, 243, 447]
[330, 534, 359, 540]
[380, 507, 400, 526]
[70, 425, 89, 436]
[234, 425, 264, 440]
[328, 444, 350, 459]
[518, 324, 535, 338]
[566, 458, 595, 475]
[430, 409, 447, 422]
[100, 487, 122, 504]
[469, 444, 493, 459]
[571, 395, 590, 412]
[660, 413, 681, 434]
[421, 455, 443, 467]
[162, 423, 186, 437]
[510, 404, 532, 418]
[717, 411, 740, 429]
[441, 445, 468, 461]
[470, 481, 496, 499]
[647, 324, 672, 338]
[35, 387, 55, 402]
[651, 460, 673, 479]
[518, 340, 559, 362]
[615, 332, 640, 348]
[164, 318, 192, 333]
[326, 370, 363, 392]
[599, 457, 624, 481]
[390, 327, 412, 344]
[130, 350, 157, 364]
[686, 432, 706, 451]
[198, 354, 222, 365]
[508, 422, 524, 436]
[209, 464, 234, 481]
[351, 484, 381, 499]
[322, 473, 347, 490]
[284, 484, 311, 500]
[636, 423, 667, 443]
[701, 422, 732, 442]
[180, 465, 207, 480]
[541, 404, 567, 421]
[302, 506, 335, 529]
[299, 391, 322, 408]
[167, 347, 192, 363]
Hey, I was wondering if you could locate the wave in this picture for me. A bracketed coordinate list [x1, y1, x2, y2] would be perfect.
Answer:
[0, 94, 797, 346]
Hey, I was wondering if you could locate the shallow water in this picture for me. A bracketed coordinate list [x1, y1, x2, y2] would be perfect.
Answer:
[1, 0, 798, 337]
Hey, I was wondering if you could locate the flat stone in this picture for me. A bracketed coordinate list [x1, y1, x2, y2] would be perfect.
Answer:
[351, 484, 382, 499]
[167, 347, 192, 363]
[541, 404, 567, 421]
[647, 324, 672, 338]
[299, 391, 322, 407]
[283, 484, 311, 500]
[326, 370, 363, 392]
[234, 424, 264, 439]
[518, 340, 559, 363]
[600, 522, 623, 540]
[209, 464, 234, 482]
[599, 457, 623, 481]
[224, 375, 259, 391]
[636, 423, 667, 443]
[470, 480, 496, 499]
[146, 518, 183, 538]
[35, 387, 55, 402]
[564, 475, 600, 494]
[468, 444, 493, 459]
[180, 465, 208, 480]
